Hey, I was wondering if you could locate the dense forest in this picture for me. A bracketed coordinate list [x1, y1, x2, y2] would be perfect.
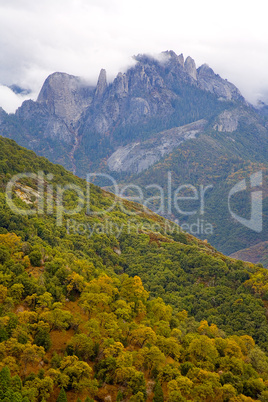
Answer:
[0, 137, 268, 401]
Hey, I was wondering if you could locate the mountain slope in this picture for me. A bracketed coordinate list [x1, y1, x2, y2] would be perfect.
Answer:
[0, 51, 267, 257]
[0, 51, 245, 175]
[114, 127, 267, 255]
[230, 241, 268, 268]
[1, 137, 268, 400]
[2, 137, 268, 401]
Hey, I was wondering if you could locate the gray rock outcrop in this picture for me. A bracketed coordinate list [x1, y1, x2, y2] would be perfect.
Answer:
[95, 69, 107, 100]
[213, 107, 261, 132]
[107, 119, 207, 174]
[0, 50, 251, 176]
[185, 56, 197, 80]
[197, 64, 243, 101]
[37, 72, 94, 128]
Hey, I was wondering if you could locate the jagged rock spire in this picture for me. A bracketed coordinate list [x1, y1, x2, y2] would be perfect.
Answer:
[95, 68, 107, 100]
[184, 56, 197, 80]
[177, 53, 184, 67]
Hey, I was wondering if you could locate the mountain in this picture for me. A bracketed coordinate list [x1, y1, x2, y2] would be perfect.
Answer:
[1, 136, 268, 401]
[0, 51, 267, 257]
[230, 241, 268, 268]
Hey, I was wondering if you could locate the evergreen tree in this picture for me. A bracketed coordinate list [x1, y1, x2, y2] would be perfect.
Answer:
[12, 392, 23, 402]
[153, 381, 164, 402]
[0, 366, 11, 393]
[34, 327, 52, 351]
[56, 388, 68, 402]
[0, 326, 8, 342]
[11, 375, 22, 392]
[116, 390, 124, 401]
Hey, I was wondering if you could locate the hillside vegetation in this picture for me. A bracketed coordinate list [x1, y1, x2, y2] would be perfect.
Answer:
[1, 51, 267, 256]
[0, 137, 268, 401]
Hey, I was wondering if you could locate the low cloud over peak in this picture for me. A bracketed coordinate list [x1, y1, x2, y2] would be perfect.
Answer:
[0, 0, 268, 112]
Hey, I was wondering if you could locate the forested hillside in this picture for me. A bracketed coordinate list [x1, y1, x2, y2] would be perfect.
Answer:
[0, 137, 268, 401]
[1, 52, 267, 257]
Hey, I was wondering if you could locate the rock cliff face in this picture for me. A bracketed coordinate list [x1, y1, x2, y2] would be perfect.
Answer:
[14, 73, 95, 147]
[37, 72, 94, 128]
[0, 50, 250, 174]
[0, 50, 267, 256]
[0, 107, 7, 125]
[16, 50, 245, 141]
[213, 107, 265, 133]
[107, 119, 207, 173]
[184, 56, 197, 80]
[77, 51, 245, 142]
[197, 64, 242, 100]
[94, 69, 107, 101]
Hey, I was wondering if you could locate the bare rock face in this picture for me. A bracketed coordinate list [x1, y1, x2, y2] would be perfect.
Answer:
[197, 64, 243, 101]
[177, 53, 185, 67]
[128, 97, 151, 123]
[185, 56, 197, 80]
[16, 72, 95, 146]
[3, 49, 251, 175]
[107, 119, 207, 174]
[95, 69, 107, 100]
[0, 107, 7, 125]
[113, 72, 128, 96]
[213, 108, 260, 132]
[37, 72, 94, 128]
[15, 51, 246, 144]
[82, 58, 179, 136]
[15, 99, 74, 144]
[214, 110, 240, 132]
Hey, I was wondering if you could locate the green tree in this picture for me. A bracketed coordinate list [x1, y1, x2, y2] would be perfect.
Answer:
[21, 343, 45, 374]
[0, 246, 10, 264]
[56, 388, 68, 402]
[188, 335, 219, 366]
[11, 374, 22, 392]
[116, 390, 124, 401]
[29, 250, 42, 267]
[67, 334, 94, 361]
[34, 327, 52, 351]
[129, 392, 146, 402]
[0, 366, 11, 393]
[153, 381, 164, 402]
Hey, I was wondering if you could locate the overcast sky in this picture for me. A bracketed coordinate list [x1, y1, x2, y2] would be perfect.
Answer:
[0, 0, 268, 112]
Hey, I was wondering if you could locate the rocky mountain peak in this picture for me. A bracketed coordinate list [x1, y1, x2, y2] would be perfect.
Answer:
[114, 72, 128, 96]
[198, 63, 215, 77]
[177, 53, 184, 67]
[2, 49, 247, 174]
[95, 68, 107, 100]
[37, 72, 93, 127]
[184, 56, 197, 80]
[161, 50, 178, 60]
[197, 63, 243, 101]
[161, 50, 185, 68]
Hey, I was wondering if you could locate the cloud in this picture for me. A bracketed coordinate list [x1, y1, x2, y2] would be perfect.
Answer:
[0, 85, 36, 113]
[0, 0, 268, 111]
